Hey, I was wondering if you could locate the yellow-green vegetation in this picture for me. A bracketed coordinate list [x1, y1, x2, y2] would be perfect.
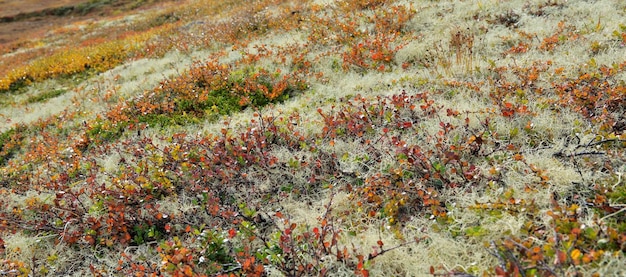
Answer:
[0, 0, 625, 276]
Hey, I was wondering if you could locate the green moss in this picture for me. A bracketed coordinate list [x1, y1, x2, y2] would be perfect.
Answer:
[86, 119, 130, 143]
[139, 113, 201, 127]
[24, 89, 67, 104]
[0, 125, 26, 165]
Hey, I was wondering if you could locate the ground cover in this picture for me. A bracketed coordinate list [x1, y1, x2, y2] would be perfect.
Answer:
[0, 0, 625, 276]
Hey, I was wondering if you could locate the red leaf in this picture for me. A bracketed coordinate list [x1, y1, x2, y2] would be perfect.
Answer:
[495, 266, 507, 276]
[556, 250, 566, 264]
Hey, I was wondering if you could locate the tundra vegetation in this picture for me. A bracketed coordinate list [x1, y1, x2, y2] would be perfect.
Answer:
[0, 0, 625, 276]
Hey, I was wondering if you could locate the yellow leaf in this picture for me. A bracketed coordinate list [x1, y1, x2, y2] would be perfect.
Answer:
[571, 249, 582, 260]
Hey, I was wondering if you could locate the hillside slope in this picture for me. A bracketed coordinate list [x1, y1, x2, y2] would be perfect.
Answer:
[0, 0, 625, 276]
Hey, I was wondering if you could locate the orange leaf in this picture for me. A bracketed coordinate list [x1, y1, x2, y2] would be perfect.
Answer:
[571, 249, 582, 260]
[242, 257, 254, 270]
[489, 167, 498, 175]
[183, 265, 193, 276]
[85, 235, 95, 245]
